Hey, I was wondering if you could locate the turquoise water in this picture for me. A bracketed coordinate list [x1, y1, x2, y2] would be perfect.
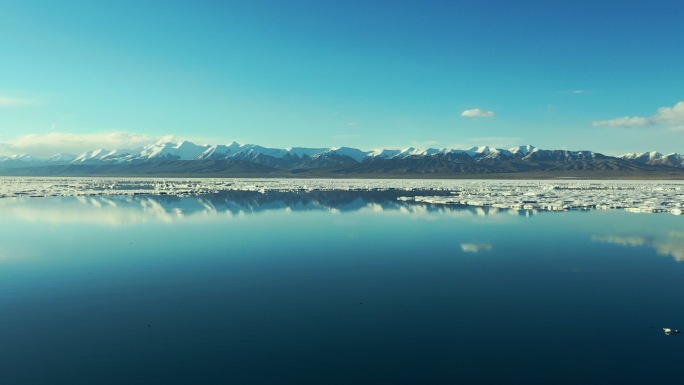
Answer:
[1, 191, 683, 384]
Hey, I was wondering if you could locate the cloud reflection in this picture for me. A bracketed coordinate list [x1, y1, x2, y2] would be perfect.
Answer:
[460, 243, 494, 253]
[592, 233, 684, 262]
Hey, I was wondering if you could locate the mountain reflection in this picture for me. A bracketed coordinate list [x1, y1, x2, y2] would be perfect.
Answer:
[0, 190, 540, 225]
[592, 234, 684, 262]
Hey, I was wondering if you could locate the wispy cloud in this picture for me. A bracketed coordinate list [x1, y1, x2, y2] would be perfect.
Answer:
[593, 116, 653, 128]
[593, 101, 684, 130]
[0, 95, 40, 107]
[461, 108, 496, 118]
[0, 131, 168, 157]
[559, 89, 589, 95]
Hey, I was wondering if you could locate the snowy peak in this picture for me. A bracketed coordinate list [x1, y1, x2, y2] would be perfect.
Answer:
[47, 153, 77, 162]
[138, 141, 211, 160]
[370, 147, 447, 159]
[621, 151, 663, 161]
[327, 147, 372, 162]
[370, 148, 402, 159]
[100, 149, 140, 162]
[463, 146, 492, 156]
[73, 149, 111, 163]
[648, 151, 663, 159]
[509, 145, 538, 156]
[197, 145, 230, 160]
[475, 145, 493, 154]
[14, 154, 37, 161]
[197, 142, 245, 160]
[620, 151, 684, 167]
[285, 147, 328, 159]
[233, 144, 287, 160]
[0, 154, 39, 163]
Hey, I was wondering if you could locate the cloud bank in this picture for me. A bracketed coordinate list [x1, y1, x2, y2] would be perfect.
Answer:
[461, 108, 496, 118]
[0, 132, 176, 157]
[593, 101, 684, 130]
[0, 95, 39, 107]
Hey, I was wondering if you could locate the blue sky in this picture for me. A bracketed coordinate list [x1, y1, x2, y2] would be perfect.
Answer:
[1, 0, 683, 157]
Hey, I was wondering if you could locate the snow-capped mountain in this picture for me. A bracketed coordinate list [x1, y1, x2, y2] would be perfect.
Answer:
[0, 140, 682, 176]
[0, 140, 606, 165]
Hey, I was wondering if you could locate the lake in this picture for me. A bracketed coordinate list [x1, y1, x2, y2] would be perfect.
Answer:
[1, 189, 683, 384]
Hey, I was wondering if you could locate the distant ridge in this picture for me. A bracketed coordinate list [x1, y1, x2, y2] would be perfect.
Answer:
[1, 141, 683, 178]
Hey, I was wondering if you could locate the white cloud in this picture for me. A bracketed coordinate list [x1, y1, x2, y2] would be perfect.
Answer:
[0, 95, 39, 107]
[592, 116, 653, 128]
[461, 108, 496, 118]
[593, 101, 684, 130]
[0, 131, 169, 157]
[655, 101, 684, 129]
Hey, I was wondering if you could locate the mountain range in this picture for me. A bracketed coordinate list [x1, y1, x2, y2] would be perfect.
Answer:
[1, 140, 683, 178]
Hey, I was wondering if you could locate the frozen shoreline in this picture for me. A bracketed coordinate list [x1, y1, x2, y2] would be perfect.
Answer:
[1, 177, 682, 215]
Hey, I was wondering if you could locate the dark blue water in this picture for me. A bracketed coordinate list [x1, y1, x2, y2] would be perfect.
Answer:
[1, 192, 683, 384]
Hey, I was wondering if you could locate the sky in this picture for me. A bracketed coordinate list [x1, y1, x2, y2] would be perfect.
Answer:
[1, 0, 683, 157]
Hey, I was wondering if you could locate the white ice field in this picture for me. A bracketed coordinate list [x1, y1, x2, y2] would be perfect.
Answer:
[1, 177, 682, 215]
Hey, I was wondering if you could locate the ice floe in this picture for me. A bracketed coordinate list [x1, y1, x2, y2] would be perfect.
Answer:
[0, 177, 682, 215]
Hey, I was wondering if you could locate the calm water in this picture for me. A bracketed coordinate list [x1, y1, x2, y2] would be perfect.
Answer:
[1, 191, 683, 384]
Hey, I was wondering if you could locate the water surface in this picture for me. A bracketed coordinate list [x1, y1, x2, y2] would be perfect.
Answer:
[1, 191, 683, 384]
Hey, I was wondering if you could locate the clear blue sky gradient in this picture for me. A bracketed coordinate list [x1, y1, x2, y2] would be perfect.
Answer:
[1, 0, 683, 156]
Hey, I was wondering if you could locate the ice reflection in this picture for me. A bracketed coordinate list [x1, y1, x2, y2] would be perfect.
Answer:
[592, 233, 684, 262]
